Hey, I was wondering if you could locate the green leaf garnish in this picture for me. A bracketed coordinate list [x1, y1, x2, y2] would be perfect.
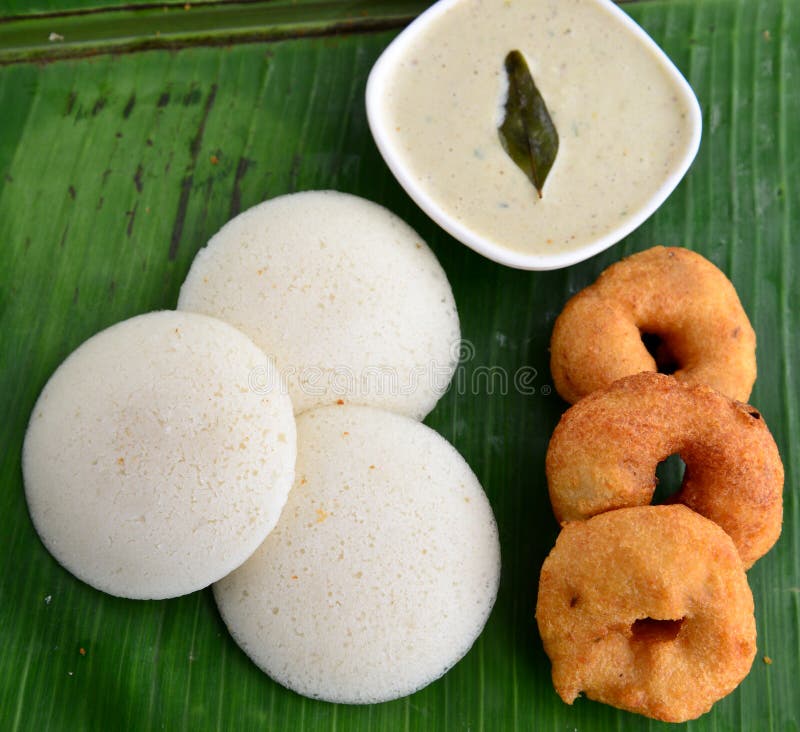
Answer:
[498, 50, 559, 198]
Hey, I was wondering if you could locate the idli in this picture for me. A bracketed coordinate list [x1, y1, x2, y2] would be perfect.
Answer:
[214, 405, 500, 704]
[23, 311, 296, 600]
[177, 191, 460, 419]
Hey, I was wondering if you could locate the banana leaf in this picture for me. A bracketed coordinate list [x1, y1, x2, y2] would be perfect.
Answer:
[0, 0, 797, 729]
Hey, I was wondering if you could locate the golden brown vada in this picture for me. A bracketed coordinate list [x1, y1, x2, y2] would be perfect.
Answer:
[550, 246, 756, 404]
[546, 372, 783, 568]
[536, 505, 757, 722]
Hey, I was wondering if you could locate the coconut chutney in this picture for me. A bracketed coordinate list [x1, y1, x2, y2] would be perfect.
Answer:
[368, 0, 701, 267]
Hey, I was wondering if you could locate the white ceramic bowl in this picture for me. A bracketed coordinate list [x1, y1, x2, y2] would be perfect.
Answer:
[366, 0, 702, 270]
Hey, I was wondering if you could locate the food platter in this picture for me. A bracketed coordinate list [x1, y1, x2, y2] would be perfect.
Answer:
[0, 0, 797, 728]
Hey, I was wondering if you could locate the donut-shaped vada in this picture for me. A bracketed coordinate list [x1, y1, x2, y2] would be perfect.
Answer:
[550, 246, 756, 404]
[536, 505, 757, 722]
[546, 372, 783, 568]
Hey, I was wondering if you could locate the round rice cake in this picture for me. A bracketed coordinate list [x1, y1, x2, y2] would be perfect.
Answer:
[214, 405, 501, 704]
[23, 311, 296, 600]
[177, 191, 460, 419]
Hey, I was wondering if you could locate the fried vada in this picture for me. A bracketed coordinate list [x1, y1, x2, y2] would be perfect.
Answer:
[546, 372, 783, 568]
[550, 246, 756, 404]
[536, 505, 757, 722]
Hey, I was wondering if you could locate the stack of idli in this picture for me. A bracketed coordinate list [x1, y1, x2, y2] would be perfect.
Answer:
[23, 191, 500, 704]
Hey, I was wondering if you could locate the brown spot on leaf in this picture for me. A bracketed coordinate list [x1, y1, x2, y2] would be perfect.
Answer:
[64, 91, 77, 116]
[169, 85, 217, 260]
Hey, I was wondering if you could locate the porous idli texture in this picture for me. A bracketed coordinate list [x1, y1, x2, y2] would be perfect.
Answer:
[23, 311, 296, 600]
[214, 405, 501, 704]
[178, 191, 460, 419]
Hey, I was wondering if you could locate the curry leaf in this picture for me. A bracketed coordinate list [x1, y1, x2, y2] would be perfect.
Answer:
[498, 50, 559, 198]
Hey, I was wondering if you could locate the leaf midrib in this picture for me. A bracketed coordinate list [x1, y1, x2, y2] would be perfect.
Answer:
[0, 0, 431, 64]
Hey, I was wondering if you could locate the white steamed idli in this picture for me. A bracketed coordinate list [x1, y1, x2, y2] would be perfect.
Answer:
[23, 311, 296, 600]
[177, 191, 460, 419]
[214, 405, 501, 704]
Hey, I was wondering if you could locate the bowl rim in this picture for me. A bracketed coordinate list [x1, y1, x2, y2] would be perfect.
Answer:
[365, 0, 703, 271]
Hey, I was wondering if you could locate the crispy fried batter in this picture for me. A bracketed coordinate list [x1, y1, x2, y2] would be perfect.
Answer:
[546, 372, 783, 568]
[550, 246, 756, 404]
[535, 505, 757, 722]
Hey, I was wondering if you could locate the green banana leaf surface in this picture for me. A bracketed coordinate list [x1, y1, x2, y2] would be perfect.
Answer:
[0, 0, 797, 729]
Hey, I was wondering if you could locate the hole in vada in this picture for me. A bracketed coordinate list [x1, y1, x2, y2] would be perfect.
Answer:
[640, 333, 680, 375]
[748, 410, 761, 420]
[653, 454, 686, 503]
[630, 617, 684, 643]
